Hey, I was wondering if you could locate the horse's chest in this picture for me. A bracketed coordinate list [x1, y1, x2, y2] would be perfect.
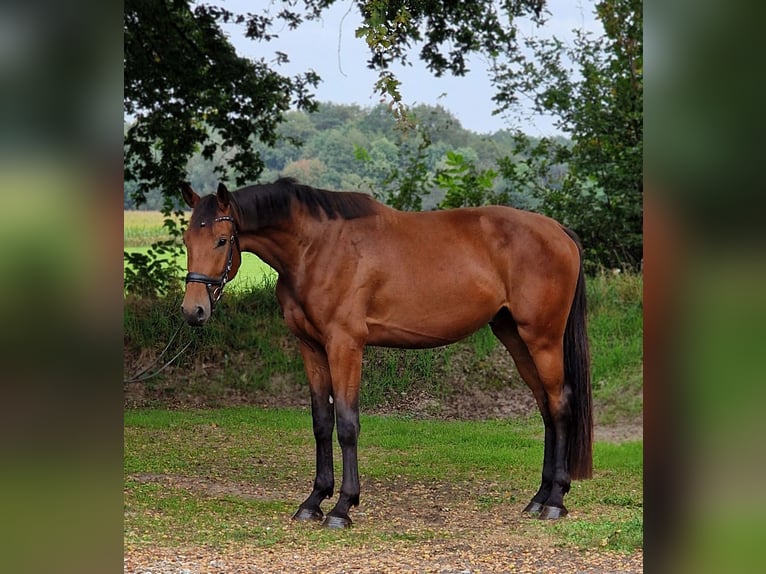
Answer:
[276, 273, 367, 344]
[276, 284, 325, 342]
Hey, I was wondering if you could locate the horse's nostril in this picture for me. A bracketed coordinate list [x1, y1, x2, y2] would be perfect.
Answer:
[181, 303, 207, 326]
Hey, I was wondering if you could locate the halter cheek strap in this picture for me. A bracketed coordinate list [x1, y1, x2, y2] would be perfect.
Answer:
[185, 215, 239, 309]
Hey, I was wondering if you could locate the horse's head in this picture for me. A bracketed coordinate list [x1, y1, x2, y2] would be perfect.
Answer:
[180, 182, 242, 326]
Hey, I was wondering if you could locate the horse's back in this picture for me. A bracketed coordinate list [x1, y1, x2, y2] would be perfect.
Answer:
[375, 205, 578, 282]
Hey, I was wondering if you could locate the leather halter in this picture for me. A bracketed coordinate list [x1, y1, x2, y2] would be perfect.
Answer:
[185, 215, 239, 308]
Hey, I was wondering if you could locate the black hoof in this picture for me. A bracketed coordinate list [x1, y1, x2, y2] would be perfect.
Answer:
[522, 501, 544, 515]
[323, 514, 352, 529]
[292, 507, 324, 522]
[538, 505, 568, 520]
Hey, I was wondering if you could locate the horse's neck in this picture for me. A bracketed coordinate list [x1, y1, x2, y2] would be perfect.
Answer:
[238, 219, 318, 278]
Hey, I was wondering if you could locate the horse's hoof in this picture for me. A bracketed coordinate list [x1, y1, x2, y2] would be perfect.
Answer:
[538, 505, 568, 520]
[323, 514, 352, 529]
[292, 507, 323, 522]
[522, 501, 544, 515]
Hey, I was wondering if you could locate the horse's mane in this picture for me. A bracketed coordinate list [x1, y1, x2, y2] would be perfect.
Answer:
[232, 178, 377, 229]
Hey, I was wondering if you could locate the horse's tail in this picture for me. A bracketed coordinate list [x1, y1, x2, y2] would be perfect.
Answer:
[563, 228, 593, 480]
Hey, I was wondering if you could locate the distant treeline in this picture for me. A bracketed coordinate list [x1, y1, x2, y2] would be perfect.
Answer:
[123, 102, 567, 211]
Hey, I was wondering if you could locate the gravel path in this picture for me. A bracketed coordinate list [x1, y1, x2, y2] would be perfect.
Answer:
[125, 542, 643, 573]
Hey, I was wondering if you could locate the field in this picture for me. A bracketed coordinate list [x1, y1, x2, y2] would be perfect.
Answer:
[124, 211, 276, 288]
[124, 408, 642, 572]
[124, 210, 173, 247]
[124, 210, 643, 572]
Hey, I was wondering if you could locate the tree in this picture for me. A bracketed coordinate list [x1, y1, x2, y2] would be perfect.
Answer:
[125, 0, 641, 290]
[353, 0, 547, 116]
[281, 158, 328, 187]
[354, 103, 398, 136]
[124, 0, 319, 294]
[495, 0, 643, 270]
[125, 0, 319, 200]
[279, 111, 319, 147]
[436, 151, 502, 209]
[306, 128, 366, 188]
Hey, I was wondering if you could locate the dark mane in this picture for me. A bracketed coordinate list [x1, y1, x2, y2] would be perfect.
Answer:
[231, 178, 377, 229]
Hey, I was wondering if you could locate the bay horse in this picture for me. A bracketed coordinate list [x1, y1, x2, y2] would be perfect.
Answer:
[180, 177, 592, 528]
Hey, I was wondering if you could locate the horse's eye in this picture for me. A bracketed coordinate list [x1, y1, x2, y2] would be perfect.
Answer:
[217, 237, 227, 247]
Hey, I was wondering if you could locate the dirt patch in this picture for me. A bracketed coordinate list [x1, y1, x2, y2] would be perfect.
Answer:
[128, 473, 288, 502]
[125, 540, 643, 573]
[124, 536, 644, 574]
[125, 473, 643, 573]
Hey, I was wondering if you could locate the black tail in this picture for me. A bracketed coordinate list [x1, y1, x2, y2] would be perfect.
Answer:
[563, 228, 593, 480]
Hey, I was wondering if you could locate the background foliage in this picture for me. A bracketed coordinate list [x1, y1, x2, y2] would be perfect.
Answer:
[124, 0, 642, 287]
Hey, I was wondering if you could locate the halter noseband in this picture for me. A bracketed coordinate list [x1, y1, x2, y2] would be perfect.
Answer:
[185, 215, 239, 309]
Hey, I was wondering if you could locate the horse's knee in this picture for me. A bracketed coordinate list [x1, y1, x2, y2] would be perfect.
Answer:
[313, 419, 334, 442]
[336, 414, 359, 447]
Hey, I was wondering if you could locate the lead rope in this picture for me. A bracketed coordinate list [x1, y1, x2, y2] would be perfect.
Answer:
[124, 320, 194, 384]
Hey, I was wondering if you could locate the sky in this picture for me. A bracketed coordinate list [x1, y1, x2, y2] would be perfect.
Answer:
[219, 0, 603, 136]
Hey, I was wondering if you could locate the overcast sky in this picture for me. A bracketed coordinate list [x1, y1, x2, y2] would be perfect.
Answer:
[219, 0, 603, 135]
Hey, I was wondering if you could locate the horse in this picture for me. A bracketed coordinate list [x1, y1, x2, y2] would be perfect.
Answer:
[180, 177, 592, 528]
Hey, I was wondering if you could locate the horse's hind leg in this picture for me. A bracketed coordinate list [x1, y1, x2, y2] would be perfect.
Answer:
[490, 310, 568, 519]
[521, 336, 572, 519]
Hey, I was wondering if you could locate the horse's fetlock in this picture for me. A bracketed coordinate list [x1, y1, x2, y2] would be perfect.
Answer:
[315, 481, 334, 499]
[554, 472, 571, 494]
[346, 492, 360, 507]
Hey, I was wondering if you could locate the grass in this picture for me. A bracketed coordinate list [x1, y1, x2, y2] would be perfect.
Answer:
[124, 407, 642, 552]
[586, 271, 643, 423]
[124, 246, 276, 291]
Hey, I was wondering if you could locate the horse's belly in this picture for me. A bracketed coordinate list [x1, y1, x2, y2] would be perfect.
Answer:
[365, 304, 497, 349]
[360, 251, 506, 349]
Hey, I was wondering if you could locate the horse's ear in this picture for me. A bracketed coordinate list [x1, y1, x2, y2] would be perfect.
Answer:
[180, 182, 199, 208]
[217, 182, 230, 208]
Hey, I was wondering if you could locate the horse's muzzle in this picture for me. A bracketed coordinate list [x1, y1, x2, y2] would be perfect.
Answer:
[181, 302, 210, 326]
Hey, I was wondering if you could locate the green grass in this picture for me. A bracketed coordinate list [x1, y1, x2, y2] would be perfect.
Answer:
[124, 246, 276, 292]
[124, 407, 642, 551]
[124, 211, 276, 290]
[586, 271, 643, 423]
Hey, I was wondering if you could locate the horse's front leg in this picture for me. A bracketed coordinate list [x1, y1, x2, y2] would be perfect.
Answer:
[323, 337, 363, 529]
[293, 342, 335, 522]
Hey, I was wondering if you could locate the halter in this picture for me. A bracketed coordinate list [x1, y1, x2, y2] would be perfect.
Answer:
[185, 215, 240, 309]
